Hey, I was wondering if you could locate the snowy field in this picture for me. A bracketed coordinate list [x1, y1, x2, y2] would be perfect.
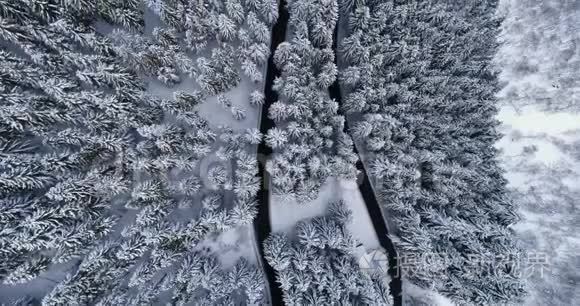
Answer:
[495, 0, 580, 304]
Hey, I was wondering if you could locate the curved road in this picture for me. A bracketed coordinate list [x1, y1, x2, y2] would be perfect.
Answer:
[255, 1, 402, 305]
[329, 22, 403, 306]
[254, 0, 288, 305]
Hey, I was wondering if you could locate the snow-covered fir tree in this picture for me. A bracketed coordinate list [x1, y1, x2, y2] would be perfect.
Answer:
[147, 0, 277, 96]
[265, 0, 358, 203]
[338, 0, 526, 304]
[1, 0, 268, 303]
[169, 251, 266, 305]
[263, 200, 392, 305]
[109, 27, 195, 86]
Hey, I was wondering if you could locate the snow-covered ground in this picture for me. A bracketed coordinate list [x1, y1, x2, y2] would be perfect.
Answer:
[495, 103, 580, 305]
[402, 1, 580, 304]
[494, 0, 580, 304]
[403, 282, 455, 306]
[1, 6, 270, 305]
[339, 180, 381, 249]
[195, 225, 260, 269]
[269, 177, 381, 250]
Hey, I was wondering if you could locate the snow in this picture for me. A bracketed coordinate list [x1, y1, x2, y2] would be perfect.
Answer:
[338, 179, 381, 249]
[403, 282, 456, 306]
[269, 177, 381, 249]
[269, 179, 333, 233]
[195, 225, 259, 269]
[494, 0, 580, 304]
[495, 106, 580, 304]
[497, 107, 580, 136]
[197, 77, 261, 131]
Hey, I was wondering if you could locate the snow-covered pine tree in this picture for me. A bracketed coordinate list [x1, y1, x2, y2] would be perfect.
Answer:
[42, 241, 143, 305]
[109, 28, 195, 86]
[197, 45, 241, 95]
[2, 254, 50, 285]
[339, 0, 525, 304]
[94, 287, 129, 306]
[249, 90, 265, 107]
[231, 105, 247, 120]
[1, 0, 273, 303]
[0, 0, 152, 286]
[264, 0, 357, 203]
[264, 201, 392, 305]
[51, 215, 118, 263]
[0, 0, 225, 300]
[170, 251, 265, 305]
[126, 282, 161, 306]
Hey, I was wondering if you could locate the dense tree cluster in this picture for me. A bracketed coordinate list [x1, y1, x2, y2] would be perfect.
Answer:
[495, 1, 580, 305]
[0, 0, 267, 304]
[266, 0, 358, 203]
[39, 123, 263, 303]
[109, 27, 196, 86]
[170, 253, 265, 305]
[149, 0, 276, 98]
[264, 201, 391, 305]
[109, 0, 279, 120]
[0, 0, 147, 287]
[338, 0, 525, 304]
[0, 0, 540, 304]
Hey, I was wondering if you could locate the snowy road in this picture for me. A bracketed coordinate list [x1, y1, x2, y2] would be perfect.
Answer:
[330, 22, 403, 306]
[254, 0, 289, 305]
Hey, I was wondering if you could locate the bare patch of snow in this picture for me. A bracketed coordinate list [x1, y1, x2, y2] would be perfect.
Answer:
[196, 225, 258, 269]
[403, 282, 456, 306]
[269, 179, 334, 233]
[497, 107, 580, 135]
[270, 178, 381, 250]
[338, 179, 380, 249]
[197, 76, 260, 131]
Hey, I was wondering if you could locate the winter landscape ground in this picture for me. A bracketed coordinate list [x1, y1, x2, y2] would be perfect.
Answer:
[0, 0, 578, 305]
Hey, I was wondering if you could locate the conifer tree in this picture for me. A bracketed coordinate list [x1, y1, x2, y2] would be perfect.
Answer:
[264, 201, 392, 305]
[264, 0, 357, 202]
[2, 254, 50, 285]
[1, 0, 270, 303]
[339, 0, 525, 304]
